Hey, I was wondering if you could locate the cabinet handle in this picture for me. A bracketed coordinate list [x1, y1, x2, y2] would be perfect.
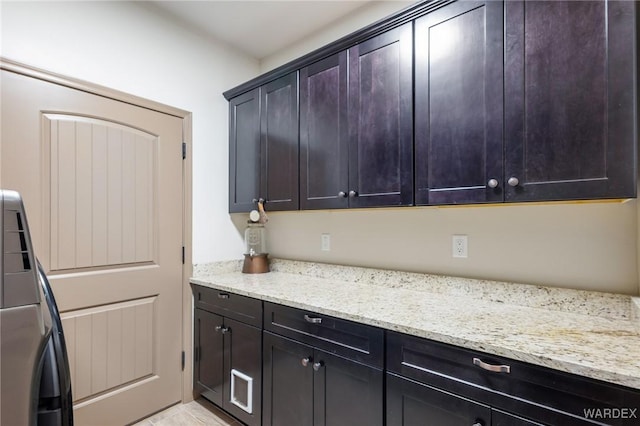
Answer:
[220, 326, 230, 334]
[313, 361, 324, 371]
[348, 190, 358, 198]
[507, 177, 519, 187]
[251, 198, 266, 204]
[338, 191, 347, 198]
[301, 357, 312, 367]
[218, 293, 230, 299]
[304, 314, 322, 324]
[473, 357, 510, 374]
[487, 179, 499, 188]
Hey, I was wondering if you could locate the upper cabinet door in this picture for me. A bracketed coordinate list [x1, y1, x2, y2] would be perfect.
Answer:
[504, 0, 637, 202]
[261, 72, 300, 211]
[300, 53, 349, 210]
[414, 1, 504, 205]
[348, 23, 414, 208]
[229, 88, 261, 213]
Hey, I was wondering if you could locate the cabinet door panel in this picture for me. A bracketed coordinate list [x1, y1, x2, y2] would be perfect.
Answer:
[314, 350, 383, 426]
[263, 332, 313, 426]
[261, 72, 299, 211]
[386, 373, 491, 426]
[223, 319, 262, 426]
[415, 1, 503, 205]
[229, 89, 260, 213]
[194, 309, 224, 406]
[348, 23, 413, 207]
[300, 53, 349, 210]
[505, 0, 636, 201]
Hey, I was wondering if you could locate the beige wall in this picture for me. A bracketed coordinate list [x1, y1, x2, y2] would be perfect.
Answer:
[260, 1, 413, 73]
[255, 1, 640, 296]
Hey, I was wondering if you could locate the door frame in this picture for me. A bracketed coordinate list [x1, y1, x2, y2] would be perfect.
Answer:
[0, 57, 195, 404]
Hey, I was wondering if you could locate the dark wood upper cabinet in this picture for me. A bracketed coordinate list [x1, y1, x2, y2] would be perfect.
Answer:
[414, 1, 504, 205]
[504, 0, 637, 202]
[348, 22, 414, 208]
[261, 73, 299, 211]
[229, 72, 299, 213]
[300, 53, 349, 210]
[229, 88, 260, 213]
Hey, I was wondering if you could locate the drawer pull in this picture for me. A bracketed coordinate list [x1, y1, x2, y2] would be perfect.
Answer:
[473, 357, 510, 374]
[313, 361, 324, 371]
[304, 314, 322, 324]
[301, 357, 312, 367]
[218, 293, 230, 299]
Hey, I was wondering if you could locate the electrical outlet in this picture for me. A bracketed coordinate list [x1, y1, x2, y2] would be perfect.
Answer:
[452, 235, 468, 258]
[321, 233, 331, 251]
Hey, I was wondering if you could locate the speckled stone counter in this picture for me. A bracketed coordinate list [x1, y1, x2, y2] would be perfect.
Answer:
[191, 259, 640, 390]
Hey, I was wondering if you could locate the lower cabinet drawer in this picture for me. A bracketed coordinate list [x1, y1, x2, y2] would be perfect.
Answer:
[193, 284, 262, 327]
[264, 302, 384, 368]
[387, 331, 640, 425]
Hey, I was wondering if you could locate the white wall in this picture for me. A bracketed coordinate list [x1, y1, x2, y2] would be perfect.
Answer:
[256, 1, 640, 295]
[0, 0, 259, 263]
[260, 0, 413, 73]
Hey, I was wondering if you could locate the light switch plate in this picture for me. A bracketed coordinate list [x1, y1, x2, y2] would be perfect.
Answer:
[321, 233, 331, 251]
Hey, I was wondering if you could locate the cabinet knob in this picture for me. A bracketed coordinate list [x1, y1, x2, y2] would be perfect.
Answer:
[338, 191, 347, 198]
[472, 422, 484, 426]
[348, 190, 358, 198]
[220, 326, 230, 334]
[252, 198, 266, 204]
[313, 361, 324, 371]
[301, 357, 312, 367]
[507, 177, 519, 187]
[487, 179, 499, 189]
[215, 325, 223, 332]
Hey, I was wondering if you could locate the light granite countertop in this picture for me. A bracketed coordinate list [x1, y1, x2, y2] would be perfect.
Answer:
[190, 259, 640, 390]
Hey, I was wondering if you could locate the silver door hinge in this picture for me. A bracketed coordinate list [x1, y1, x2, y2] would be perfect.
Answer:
[181, 350, 185, 371]
[182, 142, 186, 159]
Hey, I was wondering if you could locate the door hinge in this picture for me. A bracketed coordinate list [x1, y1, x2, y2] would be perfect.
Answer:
[182, 246, 185, 264]
[182, 142, 187, 159]
[181, 350, 186, 371]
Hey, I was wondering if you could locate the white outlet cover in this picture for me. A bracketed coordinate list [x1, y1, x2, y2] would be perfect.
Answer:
[452, 235, 468, 258]
[321, 233, 331, 251]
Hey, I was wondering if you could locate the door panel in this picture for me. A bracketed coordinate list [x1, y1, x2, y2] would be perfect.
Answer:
[299, 53, 349, 210]
[415, 1, 503, 205]
[261, 72, 299, 211]
[1, 69, 184, 425]
[46, 115, 155, 270]
[504, 0, 636, 201]
[194, 309, 224, 406]
[314, 350, 383, 426]
[229, 88, 261, 212]
[263, 332, 313, 426]
[348, 23, 413, 207]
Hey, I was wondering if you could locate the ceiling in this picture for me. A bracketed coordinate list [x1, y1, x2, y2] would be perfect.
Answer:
[147, 1, 372, 60]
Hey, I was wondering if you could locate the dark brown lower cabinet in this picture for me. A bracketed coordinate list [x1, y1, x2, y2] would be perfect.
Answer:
[387, 373, 491, 426]
[194, 309, 262, 426]
[263, 331, 383, 426]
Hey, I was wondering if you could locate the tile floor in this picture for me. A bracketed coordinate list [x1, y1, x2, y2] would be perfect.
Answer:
[132, 399, 242, 426]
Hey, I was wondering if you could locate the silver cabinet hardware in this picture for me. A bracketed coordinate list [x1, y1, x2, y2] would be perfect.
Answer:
[301, 357, 312, 367]
[218, 293, 230, 299]
[473, 357, 510, 373]
[220, 326, 230, 334]
[304, 314, 322, 324]
[338, 191, 347, 198]
[348, 190, 358, 198]
[215, 325, 223, 332]
[487, 179, 499, 188]
[507, 177, 519, 187]
[313, 361, 324, 371]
